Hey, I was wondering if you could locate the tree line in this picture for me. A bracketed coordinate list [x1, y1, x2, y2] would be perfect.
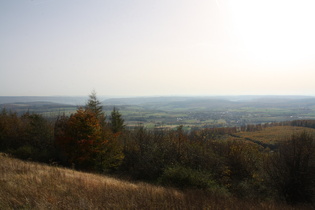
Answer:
[0, 91, 315, 205]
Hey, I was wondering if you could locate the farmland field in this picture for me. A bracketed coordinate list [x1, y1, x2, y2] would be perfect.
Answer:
[2, 96, 315, 130]
[228, 126, 315, 145]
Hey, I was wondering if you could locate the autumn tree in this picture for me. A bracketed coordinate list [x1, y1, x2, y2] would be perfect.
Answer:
[84, 91, 124, 171]
[0, 109, 55, 161]
[266, 131, 315, 204]
[55, 92, 124, 172]
[55, 108, 102, 169]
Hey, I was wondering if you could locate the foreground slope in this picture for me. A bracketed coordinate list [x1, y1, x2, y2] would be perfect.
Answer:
[0, 154, 311, 210]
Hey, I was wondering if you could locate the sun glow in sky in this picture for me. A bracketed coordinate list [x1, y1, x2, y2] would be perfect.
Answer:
[226, 0, 315, 66]
[1, 0, 315, 96]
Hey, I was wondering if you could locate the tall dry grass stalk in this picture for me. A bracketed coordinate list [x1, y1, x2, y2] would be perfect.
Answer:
[0, 153, 311, 209]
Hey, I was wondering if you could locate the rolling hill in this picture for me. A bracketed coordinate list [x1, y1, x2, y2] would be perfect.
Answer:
[0, 153, 307, 209]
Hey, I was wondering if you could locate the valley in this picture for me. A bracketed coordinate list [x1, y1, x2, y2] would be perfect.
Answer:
[1, 95, 315, 130]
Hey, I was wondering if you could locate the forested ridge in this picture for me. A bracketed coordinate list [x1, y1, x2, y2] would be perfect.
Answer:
[1, 92, 315, 207]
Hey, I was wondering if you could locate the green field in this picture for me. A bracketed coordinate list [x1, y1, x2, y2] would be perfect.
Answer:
[2, 96, 315, 130]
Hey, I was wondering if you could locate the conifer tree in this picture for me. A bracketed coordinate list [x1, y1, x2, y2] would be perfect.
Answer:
[110, 107, 125, 133]
[85, 90, 106, 126]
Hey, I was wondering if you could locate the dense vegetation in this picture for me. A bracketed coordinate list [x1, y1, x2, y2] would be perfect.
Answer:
[1, 92, 315, 208]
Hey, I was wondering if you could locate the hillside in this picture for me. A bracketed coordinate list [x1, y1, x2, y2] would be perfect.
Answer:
[102, 95, 315, 110]
[230, 126, 315, 145]
[0, 154, 307, 210]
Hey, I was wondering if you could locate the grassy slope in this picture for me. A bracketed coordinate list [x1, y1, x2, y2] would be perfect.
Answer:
[234, 126, 315, 145]
[0, 154, 311, 209]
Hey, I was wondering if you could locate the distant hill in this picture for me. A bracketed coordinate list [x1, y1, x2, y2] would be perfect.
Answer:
[102, 96, 195, 105]
[0, 96, 89, 105]
[1, 95, 314, 107]
[2, 96, 315, 124]
[102, 95, 315, 111]
[0, 101, 77, 115]
[0, 101, 74, 109]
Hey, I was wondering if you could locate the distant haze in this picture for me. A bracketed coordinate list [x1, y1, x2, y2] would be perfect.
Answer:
[1, 0, 315, 96]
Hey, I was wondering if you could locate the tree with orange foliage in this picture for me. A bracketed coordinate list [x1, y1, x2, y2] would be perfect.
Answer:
[55, 91, 124, 172]
[55, 108, 101, 169]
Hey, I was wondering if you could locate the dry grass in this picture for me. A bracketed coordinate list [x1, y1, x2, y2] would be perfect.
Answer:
[235, 126, 315, 144]
[0, 153, 312, 210]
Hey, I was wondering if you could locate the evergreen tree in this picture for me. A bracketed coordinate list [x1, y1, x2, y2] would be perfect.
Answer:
[85, 90, 106, 126]
[110, 107, 125, 133]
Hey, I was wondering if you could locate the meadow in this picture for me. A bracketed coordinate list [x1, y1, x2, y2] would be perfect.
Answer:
[0, 153, 310, 210]
[229, 126, 315, 145]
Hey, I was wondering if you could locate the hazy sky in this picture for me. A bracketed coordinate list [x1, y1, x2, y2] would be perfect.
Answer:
[1, 0, 315, 96]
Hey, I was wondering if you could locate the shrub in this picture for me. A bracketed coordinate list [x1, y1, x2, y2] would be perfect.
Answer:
[158, 165, 217, 190]
[10, 145, 37, 160]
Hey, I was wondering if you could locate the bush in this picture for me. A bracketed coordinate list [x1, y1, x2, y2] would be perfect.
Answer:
[158, 165, 217, 190]
[10, 145, 37, 160]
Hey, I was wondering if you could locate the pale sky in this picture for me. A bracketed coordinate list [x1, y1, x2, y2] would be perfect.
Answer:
[1, 0, 315, 96]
